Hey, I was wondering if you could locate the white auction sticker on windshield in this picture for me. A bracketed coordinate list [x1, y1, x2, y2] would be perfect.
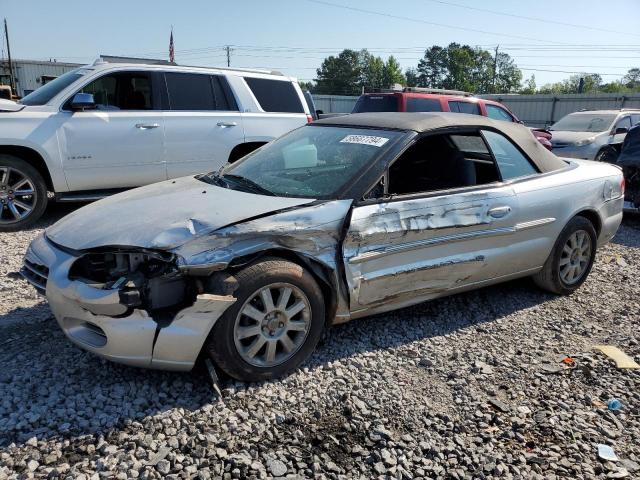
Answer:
[340, 134, 389, 147]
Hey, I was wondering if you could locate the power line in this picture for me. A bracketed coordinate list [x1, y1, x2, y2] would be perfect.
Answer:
[304, 0, 569, 45]
[420, 0, 640, 38]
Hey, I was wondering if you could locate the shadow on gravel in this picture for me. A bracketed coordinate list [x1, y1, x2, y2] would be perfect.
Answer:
[0, 275, 553, 449]
[612, 215, 640, 248]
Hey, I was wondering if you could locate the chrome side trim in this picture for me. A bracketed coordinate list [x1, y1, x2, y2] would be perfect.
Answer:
[515, 217, 556, 231]
[348, 226, 514, 264]
[348, 217, 556, 265]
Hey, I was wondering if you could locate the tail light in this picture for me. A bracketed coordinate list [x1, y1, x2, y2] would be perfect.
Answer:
[621, 177, 625, 195]
[306, 114, 313, 123]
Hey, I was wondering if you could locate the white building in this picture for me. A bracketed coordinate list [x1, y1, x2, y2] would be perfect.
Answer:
[0, 59, 81, 97]
[0, 56, 170, 97]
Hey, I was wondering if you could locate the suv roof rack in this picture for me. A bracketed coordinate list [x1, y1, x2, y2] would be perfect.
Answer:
[403, 87, 472, 96]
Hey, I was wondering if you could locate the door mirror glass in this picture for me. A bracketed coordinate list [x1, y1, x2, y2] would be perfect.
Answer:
[70, 92, 96, 111]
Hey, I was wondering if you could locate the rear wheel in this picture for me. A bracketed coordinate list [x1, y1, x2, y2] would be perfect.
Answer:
[0, 155, 48, 232]
[533, 216, 597, 295]
[206, 258, 325, 381]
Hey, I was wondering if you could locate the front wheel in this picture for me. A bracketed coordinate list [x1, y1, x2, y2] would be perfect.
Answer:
[206, 258, 325, 382]
[0, 155, 48, 232]
[533, 216, 597, 295]
[595, 147, 618, 163]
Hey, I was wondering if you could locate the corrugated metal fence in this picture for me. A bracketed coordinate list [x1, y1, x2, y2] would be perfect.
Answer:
[312, 93, 640, 128]
[481, 93, 640, 128]
[312, 94, 359, 114]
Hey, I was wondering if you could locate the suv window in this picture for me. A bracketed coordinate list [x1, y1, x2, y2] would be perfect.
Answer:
[406, 97, 442, 112]
[243, 77, 304, 113]
[482, 130, 537, 180]
[486, 104, 514, 122]
[73, 72, 153, 110]
[352, 95, 398, 113]
[165, 72, 216, 110]
[387, 132, 500, 195]
[448, 101, 480, 115]
[631, 114, 640, 126]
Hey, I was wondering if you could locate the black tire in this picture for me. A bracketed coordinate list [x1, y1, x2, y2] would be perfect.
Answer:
[533, 216, 597, 295]
[0, 155, 48, 232]
[206, 258, 325, 382]
[595, 147, 618, 163]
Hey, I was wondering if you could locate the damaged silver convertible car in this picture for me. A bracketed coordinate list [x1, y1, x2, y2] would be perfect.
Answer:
[22, 113, 624, 381]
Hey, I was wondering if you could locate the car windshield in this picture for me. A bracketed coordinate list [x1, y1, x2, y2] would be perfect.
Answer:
[202, 126, 404, 199]
[550, 113, 616, 133]
[20, 68, 91, 106]
[352, 95, 398, 113]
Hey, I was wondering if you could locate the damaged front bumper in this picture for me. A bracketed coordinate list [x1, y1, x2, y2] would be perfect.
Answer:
[22, 234, 235, 371]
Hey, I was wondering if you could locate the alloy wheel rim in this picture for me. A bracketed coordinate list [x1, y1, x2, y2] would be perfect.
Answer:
[234, 282, 312, 368]
[559, 229, 592, 285]
[0, 167, 38, 224]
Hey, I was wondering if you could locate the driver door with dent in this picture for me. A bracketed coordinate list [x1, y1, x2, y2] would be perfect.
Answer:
[342, 131, 521, 314]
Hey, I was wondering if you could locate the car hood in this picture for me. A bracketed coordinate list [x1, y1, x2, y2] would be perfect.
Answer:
[550, 130, 602, 144]
[46, 176, 317, 251]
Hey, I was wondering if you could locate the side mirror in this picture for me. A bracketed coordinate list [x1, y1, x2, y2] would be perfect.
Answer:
[614, 127, 628, 135]
[316, 109, 324, 116]
[70, 92, 96, 111]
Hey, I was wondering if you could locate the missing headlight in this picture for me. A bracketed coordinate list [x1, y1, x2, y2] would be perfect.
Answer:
[69, 250, 191, 314]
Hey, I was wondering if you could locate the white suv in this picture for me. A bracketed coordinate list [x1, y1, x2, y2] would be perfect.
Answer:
[0, 61, 312, 230]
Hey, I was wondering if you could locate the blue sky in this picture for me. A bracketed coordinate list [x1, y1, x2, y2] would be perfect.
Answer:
[2, 0, 639, 87]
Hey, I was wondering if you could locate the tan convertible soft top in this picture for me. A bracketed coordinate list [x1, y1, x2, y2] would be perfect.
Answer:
[315, 112, 567, 173]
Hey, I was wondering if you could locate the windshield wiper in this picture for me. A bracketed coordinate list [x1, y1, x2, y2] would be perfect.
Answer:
[222, 174, 275, 196]
[199, 172, 229, 187]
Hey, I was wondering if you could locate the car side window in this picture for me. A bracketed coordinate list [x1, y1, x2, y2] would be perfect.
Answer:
[448, 101, 481, 115]
[165, 72, 217, 110]
[631, 114, 640, 126]
[74, 72, 153, 110]
[406, 97, 442, 112]
[243, 77, 304, 113]
[211, 75, 238, 111]
[616, 116, 632, 130]
[386, 132, 500, 196]
[486, 104, 514, 122]
[482, 130, 538, 180]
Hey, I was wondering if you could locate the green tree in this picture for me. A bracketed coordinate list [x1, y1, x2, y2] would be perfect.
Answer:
[315, 49, 407, 94]
[314, 49, 362, 95]
[539, 73, 602, 94]
[622, 68, 640, 90]
[298, 80, 315, 92]
[405, 67, 419, 87]
[416, 45, 447, 88]
[520, 74, 537, 94]
[382, 56, 406, 87]
[359, 49, 385, 89]
[414, 43, 521, 93]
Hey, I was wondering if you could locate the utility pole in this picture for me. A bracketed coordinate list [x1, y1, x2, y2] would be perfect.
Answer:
[224, 45, 232, 67]
[4, 18, 15, 93]
[491, 45, 499, 93]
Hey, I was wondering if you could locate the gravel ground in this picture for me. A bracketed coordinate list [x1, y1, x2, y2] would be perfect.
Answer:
[1, 205, 639, 479]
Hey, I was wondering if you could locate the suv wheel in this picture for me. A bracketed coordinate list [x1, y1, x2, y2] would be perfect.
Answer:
[0, 155, 48, 232]
[206, 258, 325, 382]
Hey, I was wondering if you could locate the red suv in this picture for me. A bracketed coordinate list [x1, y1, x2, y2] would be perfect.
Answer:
[352, 88, 552, 150]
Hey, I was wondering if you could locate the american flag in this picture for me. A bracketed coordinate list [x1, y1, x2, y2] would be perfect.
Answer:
[169, 29, 175, 63]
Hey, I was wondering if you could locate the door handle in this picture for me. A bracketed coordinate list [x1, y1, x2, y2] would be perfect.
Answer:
[135, 123, 159, 130]
[488, 206, 512, 218]
[217, 121, 237, 128]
